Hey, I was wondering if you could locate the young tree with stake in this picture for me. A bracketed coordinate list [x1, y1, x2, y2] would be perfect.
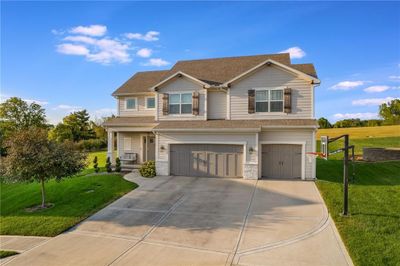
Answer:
[3, 128, 87, 208]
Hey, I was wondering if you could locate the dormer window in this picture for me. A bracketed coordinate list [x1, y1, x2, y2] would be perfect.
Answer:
[169, 93, 192, 114]
[146, 97, 156, 109]
[125, 98, 137, 110]
[255, 89, 284, 113]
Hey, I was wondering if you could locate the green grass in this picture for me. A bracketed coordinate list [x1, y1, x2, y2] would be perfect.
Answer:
[316, 159, 400, 266]
[0, 174, 137, 236]
[87, 150, 107, 168]
[316, 136, 400, 160]
[0, 250, 19, 259]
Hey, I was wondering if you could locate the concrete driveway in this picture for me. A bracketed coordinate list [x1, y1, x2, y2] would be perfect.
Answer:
[5, 175, 353, 266]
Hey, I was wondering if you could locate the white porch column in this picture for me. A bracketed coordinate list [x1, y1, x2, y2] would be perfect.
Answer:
[107, 130, 114, 163]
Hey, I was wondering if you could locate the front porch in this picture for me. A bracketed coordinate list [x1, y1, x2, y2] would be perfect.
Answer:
[107, 131, 156, 170]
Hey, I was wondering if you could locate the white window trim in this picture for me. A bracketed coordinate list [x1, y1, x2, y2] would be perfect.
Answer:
[145, 96, 156, 110]
[125, 97, 138, 111]
[168, 91, 194, 116]
[254, 87, 285, 114]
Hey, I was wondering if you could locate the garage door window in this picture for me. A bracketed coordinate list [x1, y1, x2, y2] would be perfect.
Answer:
[169, 93, 192, 114]
[255, 89, 284, 113]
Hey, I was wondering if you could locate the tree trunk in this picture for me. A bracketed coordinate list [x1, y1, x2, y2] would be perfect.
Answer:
[41, 179, 46, 208]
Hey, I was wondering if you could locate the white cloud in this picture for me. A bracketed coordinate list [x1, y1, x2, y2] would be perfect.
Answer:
[64, 35, 97, 45]
[364, 85, 390, 93]
[58, 35, 131, 64]
[352, 97, 397, 106]
[53, 104, 83, 112]
[70, 25, 107, 37]
[136, 48, 152, 58]
[124, 31, 160, 41]
[279, 47, 306, 59]
[330, 80, 365, 90]
[51, 29, 64, 35]
[23, 99, 49, 105]
[87, 38, 131, 64]
[142, 58, 170, 67]
[91, 108, 116, 118]
[389, 75, 400, 80]
[0, 93, 48, 105]
[333, 112, 378, 120]
[57, 43, 89, 56]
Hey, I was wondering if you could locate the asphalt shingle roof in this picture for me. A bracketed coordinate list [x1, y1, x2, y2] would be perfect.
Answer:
[112, 53, 318, 96]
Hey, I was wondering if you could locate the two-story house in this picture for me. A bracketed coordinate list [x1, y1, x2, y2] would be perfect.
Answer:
[103, 53, 320, 180]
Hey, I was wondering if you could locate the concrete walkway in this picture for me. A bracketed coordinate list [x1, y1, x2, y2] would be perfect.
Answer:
[0, 235, 50, 264]
[3, 174, 353, 266]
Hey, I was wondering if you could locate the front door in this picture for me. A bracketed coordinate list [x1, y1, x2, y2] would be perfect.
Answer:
[142, 136, 156, 162]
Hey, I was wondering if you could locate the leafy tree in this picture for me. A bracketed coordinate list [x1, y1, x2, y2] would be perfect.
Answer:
[50, 110, 94, 142]
[334, 119, 364, 128]
[115, 157, 121, 172]
[0, 97, 47, 133]
[106, 157, 112, 173]
[91, 118, 108, 142]
[318, 117, 332, 129]
[3, 128, 87, 208]
[93, 156, 99, 173]
[379, 99, 400, 125]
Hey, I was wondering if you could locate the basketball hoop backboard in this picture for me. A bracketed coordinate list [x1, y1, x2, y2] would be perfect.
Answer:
[321, 136, 329, 160]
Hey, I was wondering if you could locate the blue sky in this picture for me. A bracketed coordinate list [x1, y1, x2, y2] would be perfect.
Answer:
[1, 1, 399, 124]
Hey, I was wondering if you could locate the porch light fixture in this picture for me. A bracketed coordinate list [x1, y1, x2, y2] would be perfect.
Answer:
[249, 147, 254, 154]
[160, 145, 166, 151]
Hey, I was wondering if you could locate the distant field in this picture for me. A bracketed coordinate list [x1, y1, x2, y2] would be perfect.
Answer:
[316, 125, 399, 160]
[316, 125, 400, 139]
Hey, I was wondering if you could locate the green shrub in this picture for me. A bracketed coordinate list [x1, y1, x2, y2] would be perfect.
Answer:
[93, 156, 99, 173]
[115, 157, 121, 172]
[106, 157, 112, 173]
[139, 160, 156, 178]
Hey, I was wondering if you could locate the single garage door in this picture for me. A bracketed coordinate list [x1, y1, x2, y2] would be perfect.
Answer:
[262, 144, 302, 179]
[170, 144, 243, 178]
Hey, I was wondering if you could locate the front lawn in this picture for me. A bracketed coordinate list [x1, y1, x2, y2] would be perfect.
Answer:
[316, 159, 400, 266]
[0, 174, 137, 236]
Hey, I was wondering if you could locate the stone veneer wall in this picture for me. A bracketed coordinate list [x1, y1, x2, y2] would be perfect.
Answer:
[156, 161, 169, 176]
[363, 148, 400, 162]
[243, 164, 258, 179]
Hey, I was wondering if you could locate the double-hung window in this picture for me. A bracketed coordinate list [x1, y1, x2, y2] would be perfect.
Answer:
[126, 98, 137, 110]
[146, 97, 155, 109]
[255, 89, 284, 113]
[169, 93, 192, 114]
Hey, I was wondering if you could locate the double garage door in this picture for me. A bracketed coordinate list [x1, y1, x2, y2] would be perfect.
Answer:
[170, 144, 243, 178]
[262, 144, 302, 179]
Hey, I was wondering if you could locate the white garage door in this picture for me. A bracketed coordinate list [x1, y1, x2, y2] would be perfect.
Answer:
[170, 144, 243, 178]
[262, 144, 302, 179]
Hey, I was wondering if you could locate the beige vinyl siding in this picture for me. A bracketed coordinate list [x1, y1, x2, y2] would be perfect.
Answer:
[230, 65, 313, 120]
[157, 77, 206, 121]
[207, 91, 227, 119]
[157, 132, 257, 163]
[259, 129, 315, 179]
[118, 95, 156, 117]
[118, 133, 143, 162]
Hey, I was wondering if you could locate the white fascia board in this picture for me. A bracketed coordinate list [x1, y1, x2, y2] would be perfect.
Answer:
[151, 71, 209, 91]
[261, 125, 318, 130]
[153, 128, 261, 133]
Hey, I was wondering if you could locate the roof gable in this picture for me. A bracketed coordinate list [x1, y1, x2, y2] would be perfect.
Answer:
[111, 53, 319, 96]
[112, 70, 169, 96]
